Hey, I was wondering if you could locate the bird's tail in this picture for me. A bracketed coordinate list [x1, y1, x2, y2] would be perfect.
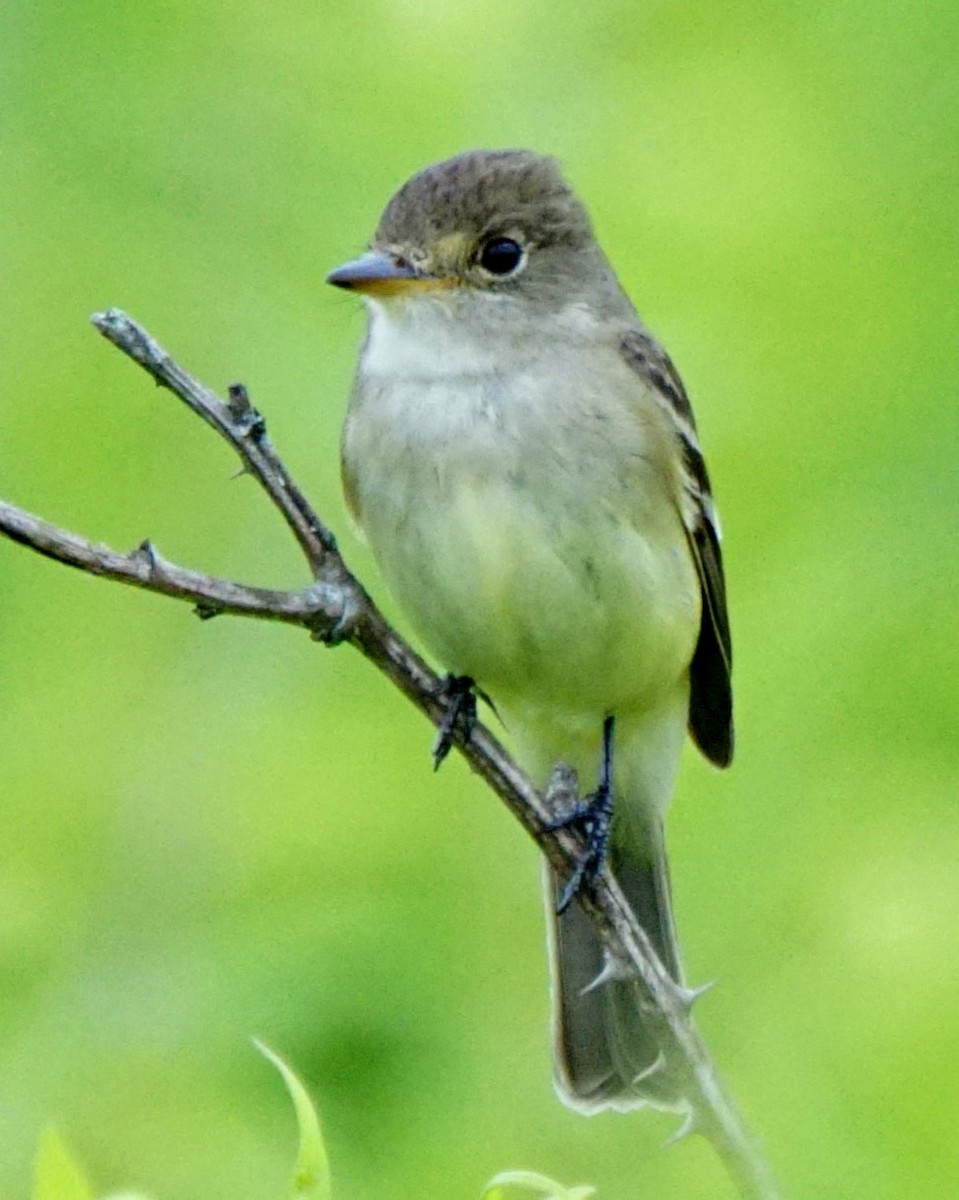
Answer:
[546, 811, 685, 1112]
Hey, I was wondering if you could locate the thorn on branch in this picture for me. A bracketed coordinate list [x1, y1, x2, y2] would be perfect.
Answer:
[676, 978, 720, 1009]
[194, 600, 224, 621]
[663, 1108, 702, 1148]
[632, 1050, 667, 1086]
[581, 950, 634, 994]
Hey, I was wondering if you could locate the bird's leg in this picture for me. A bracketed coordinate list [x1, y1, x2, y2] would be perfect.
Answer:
[432, 674, 478, 769]
[546, 715, 616, 915]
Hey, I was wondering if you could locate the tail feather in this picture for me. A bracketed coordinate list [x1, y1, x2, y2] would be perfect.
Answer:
[547, 814, 685, 1112]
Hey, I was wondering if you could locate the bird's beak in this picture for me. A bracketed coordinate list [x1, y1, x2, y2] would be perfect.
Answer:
[326, 252, 446, 297]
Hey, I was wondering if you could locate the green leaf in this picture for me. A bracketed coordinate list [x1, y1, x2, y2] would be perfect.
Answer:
[482, 1171, 596, 1200]
[32, 1129, 95, 1200]
[254, 1038, 332, 1200]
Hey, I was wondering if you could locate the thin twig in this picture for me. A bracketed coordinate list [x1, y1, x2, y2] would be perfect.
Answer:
[91, 311, 340, 572]
[0, 503, 344, 629]
[0, 310, 783, 1200]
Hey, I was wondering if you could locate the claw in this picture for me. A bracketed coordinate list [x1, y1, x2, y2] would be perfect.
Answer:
[432, 675, 477, 769]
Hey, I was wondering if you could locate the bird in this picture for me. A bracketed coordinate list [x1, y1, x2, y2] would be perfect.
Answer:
[326, 148, 732, 1112]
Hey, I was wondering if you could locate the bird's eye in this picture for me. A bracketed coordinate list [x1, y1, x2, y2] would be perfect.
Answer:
[478, 237, 525, 276]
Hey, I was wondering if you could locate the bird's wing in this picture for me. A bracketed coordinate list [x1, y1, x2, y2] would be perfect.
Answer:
[620, 330, 734, 767]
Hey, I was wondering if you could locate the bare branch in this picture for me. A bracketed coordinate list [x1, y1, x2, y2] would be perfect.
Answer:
[0, 500, 346, 630]
[91, 310, 348, 578]
[0, 311, 784, 1200]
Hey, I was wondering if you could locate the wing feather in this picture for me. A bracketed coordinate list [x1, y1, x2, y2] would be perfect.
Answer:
[620, 330, 734, 767]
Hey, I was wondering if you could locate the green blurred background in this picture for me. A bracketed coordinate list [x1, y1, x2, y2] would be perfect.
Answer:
[1, 2, 957, 1197]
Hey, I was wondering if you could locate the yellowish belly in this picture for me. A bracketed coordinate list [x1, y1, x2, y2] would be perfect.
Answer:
[367, 472, 700, 718]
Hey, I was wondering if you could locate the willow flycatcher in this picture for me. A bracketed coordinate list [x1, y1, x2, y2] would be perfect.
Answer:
[327, 149, 733, 1112]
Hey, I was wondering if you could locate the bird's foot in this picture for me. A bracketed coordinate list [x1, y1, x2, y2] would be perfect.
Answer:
[544, 715, 616, 915]
[547, 780, 614, 915]
[544, 765, 614, 915]
[432, 674, 478, 770]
